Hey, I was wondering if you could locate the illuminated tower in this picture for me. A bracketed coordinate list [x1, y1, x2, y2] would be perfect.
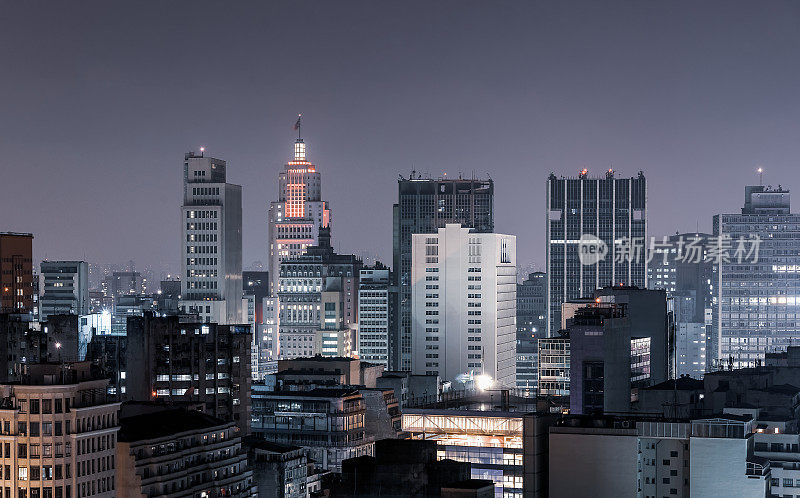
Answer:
[268, 135, 331, 296]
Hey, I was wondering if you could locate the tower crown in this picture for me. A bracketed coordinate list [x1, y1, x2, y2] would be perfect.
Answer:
[294, 138, 306, 162]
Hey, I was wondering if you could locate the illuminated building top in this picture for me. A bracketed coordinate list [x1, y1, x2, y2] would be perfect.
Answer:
[267, 125, 332, 296]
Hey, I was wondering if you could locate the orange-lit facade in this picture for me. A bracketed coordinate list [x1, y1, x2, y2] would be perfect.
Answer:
[0, 232, 34, 313]
[268, 138, 331, 296]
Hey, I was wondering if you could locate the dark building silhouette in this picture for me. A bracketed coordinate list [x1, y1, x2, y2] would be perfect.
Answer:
[335, 439, 472, 497]
[0, 313, 79, 382]
[124, 312, 252, 433]
[516, 271, 547, 393]
[0, 232, 34, 313]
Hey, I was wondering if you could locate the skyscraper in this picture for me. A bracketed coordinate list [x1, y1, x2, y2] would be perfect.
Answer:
[0, 232, 34, 313]
[713, 184, 800, 369]
[393, 176, 494, 371]
[179, 150, 243, 324]
[267, 136, 331, 297]
[40, 260, 89, 319]
[516, 271, 546, 393]
[546, 170, 647, 336]
[410, 224, 516, 387]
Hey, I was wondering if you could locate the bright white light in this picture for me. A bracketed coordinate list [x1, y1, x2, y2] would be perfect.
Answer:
[475, 374, 494, 391]
[55, 342, 62, 349]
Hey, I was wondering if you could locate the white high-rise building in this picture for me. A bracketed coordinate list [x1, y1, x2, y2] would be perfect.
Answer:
[267, 135, 331, 297]
[410, 224, 516, 387]
[179, 150, 242, 324]
[358, 267, 391, 366]
[40, 260, 89, 319]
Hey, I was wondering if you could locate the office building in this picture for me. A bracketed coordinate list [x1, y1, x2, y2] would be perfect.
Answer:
[410, 224, 516, 387]
[116, 406, 255, 497]
[0, 232, 34, 313]
[358, 265, 392, 366]
[40, 261, 89, 320]
[713, 184, 800, 368]
[566, 302, 651, 415]
[593, 286, 673, 385]
[125, 313, 252, 433]
[546, 170, 647, 336]
[537, 335, 571, 397]
[549, 414, 770, 498]
[250, 386, 374, 471]
[676, 322, 707, 379]
[516, 272, 546, 394]
[277, 229, 361, 359]
[393, 176, 494, 371]
[0, 362, 121, 498]
[267, 135, 331, 297]
[180, 150, 243, 324]
[402, 393, 555, 498]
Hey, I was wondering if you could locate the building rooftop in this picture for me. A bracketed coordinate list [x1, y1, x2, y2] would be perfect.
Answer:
[648, 377, 705, 391]
[0, 232, 34, 238]
[242, 436, 301, 454]
[442, 479, 495, 490]
[118, 408, 227, 442]
[753, 384, 800, 395]
[260, 388, 362, 398]
[280, 355, 356, 363]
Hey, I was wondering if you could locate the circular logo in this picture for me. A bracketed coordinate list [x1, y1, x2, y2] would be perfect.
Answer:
[578, 234, 608, 266]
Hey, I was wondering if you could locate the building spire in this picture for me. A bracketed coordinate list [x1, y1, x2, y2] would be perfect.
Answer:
[292, 114, 306, 161]
[294, 113, 302, 139]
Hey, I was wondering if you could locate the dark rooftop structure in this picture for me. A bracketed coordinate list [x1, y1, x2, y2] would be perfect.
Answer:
[334, 439, 472, 497]
[118, 408, 227, 442]
[648, 377, 705, 391]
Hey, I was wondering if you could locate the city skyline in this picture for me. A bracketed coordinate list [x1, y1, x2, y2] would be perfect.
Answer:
[3, 1, 800, 272]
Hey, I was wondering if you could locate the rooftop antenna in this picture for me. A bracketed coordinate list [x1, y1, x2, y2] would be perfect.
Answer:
[294, 114, 302, 139]
[757, 166, 763, 186]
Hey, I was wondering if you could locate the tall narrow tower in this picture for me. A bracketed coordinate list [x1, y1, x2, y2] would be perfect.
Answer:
[179, 150, 243, 324]
[267, 134, 331, 296]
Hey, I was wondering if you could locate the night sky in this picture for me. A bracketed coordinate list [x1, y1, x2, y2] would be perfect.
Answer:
[2, 1, 800, 275]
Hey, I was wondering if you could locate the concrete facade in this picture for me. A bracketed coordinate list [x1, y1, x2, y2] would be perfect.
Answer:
[180, 151, 243, 324]
[40, 261, 89, 320]
[411, 224, 516, 388]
